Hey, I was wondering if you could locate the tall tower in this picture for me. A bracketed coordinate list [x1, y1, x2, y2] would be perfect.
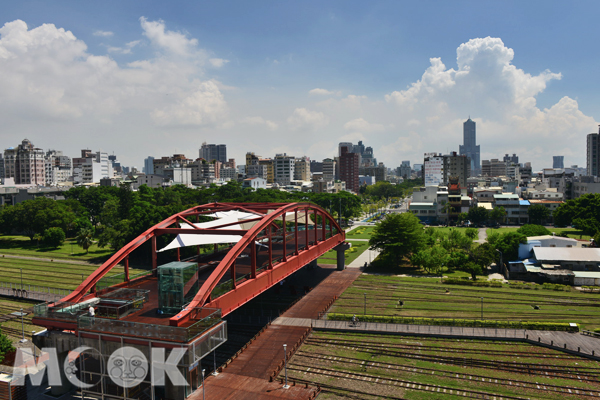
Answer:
[587, 126, 600, 176]
[459, 118, 480, 176]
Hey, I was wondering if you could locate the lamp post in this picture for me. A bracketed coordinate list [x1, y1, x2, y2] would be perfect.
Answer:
[480, 297, 483, 320]
[201, 369, 205, 400]
[363, 293, 367, 316]
[19, 308, 26, 342]
[212, 336, 218, 376]
[283, 344, 289, 389]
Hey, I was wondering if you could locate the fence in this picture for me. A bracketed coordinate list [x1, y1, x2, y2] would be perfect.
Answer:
[0, 281, 67, 302]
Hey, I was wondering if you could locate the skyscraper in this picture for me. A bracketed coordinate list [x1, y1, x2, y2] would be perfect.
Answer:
[459, 118, 480, 176]
[587, 127, 600, 176]
[199, 142, 227, 163]
[339, 147, 359, 193]
[553, 156, 564, 169]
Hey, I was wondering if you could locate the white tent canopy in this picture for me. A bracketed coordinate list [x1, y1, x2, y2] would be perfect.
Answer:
[158, 209, 316, 253]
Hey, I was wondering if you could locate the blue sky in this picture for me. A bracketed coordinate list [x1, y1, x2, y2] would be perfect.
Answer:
[0, 1, 598, 170]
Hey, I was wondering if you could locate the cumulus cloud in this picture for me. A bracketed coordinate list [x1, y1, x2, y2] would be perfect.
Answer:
[140, 17, 200, 57]
[309, 88, 340, 96]
[107, 40, 140, 54]
[343, 118, 385, 132]
[241, 116, 278, 130]
[287, 108, 329, 130]
[93, 30, 113, 37]
[209, 58, 229, 68]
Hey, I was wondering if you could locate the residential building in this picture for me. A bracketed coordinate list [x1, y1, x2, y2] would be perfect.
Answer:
[0, 153, 4, 179]
[361, 163, 387, 183]
[190, 159, 215, 184]
[220, 167, 237, 181]
[424, 153, 443, 187]
[587, 128, 600, 176]
[274, 153, 295, 186]
[493, 194, 528, 225]
[572, 180, 600, 199]
[199, 143, 227, 163]
[3, 139, 46, 186]
[163, 167, 192, 185]
[294, 156, 310, 181]
[242, 177, 267, 190]
[133, 174, 170, 189]
[246, 164, 268, 180]
[553, 156, 564, 169]
[310, 160, 323, 173]
[322, 158, 336, 181]
[332, 180, 346, 193]
[359, 175, 376, 186]
[44, 150, 72, 186]
[442, 152, 470, 188]
[258, 159, 274, 183]
[338, 142, 353, 157]
[459, 118, 481, 176]
[339, 147, 359, 193]
[312, 180, 333, 193]
[481, 159, 508, 177]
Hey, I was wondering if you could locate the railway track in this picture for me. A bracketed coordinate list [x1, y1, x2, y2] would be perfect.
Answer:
[294, 351, 600, 398]
[287, 363, 532, 399]
[305, 337, 600, 382]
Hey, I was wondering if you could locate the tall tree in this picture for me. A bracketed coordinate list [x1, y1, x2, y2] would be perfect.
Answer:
[528, 204, 551, 225]
[369, 212, 426, 265]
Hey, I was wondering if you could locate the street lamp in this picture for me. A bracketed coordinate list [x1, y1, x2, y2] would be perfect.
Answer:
[363, 293, 367, 316]
[480, 297, 483, 320]
[283, 344, 289, 389]
[19, 308, 26, 343]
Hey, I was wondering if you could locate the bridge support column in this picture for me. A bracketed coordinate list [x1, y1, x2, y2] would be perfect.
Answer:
[333, 242, 351, 271]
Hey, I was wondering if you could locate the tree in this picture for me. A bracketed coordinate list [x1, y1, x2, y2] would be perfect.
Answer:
[572, 217, 600, 237]
[467, 207, 489, 225]
[42, 227, 66, 248]
[465, 242, 497, 280]
[517, 224, 551, 237]
[528, 204, 551, 225]
[368, 212, 426, 266]
[493, 232, 527, 267]
[411, 245, 448, 275]
[489, 206, 506, 225]
[0, 332, 15, 364]
[464, 228, 479, 241]
[76, 228, 94, 254]
[553, 193, 600, 228]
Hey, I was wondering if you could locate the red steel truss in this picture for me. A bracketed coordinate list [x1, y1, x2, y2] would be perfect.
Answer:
[59, 202, 345, 327]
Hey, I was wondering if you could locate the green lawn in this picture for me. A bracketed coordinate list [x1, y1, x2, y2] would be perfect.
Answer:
[330, 274, 600, 331]
[431, 226, 479, 235]
[318, 240, 370, 266]
[288, 331, 600, 400]
[485, 227, 592, 240]
[345, 226, 375, 240]
[0, 236, 114, 263]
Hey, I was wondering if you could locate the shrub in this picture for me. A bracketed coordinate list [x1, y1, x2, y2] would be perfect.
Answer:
[0, 332, 15, 364]
[326, 313, 579, 332]
[42, 227, 66, 248]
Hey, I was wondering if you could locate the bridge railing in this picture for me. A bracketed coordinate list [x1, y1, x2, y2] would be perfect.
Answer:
[78, 308, 222, 343]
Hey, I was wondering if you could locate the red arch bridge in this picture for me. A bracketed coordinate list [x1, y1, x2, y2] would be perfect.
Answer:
[31, 202, 349, 398]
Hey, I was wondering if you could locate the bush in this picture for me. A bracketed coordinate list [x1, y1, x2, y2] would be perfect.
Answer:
[326, 313, 579, 332]
[42, 227, 66, 248]
[0, 332, 15, 364]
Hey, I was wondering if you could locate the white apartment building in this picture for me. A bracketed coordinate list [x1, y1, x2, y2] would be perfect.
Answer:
[274, 153, 295, 186]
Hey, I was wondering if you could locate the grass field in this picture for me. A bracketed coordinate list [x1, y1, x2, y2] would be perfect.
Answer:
[330, 274, 600, 331]
[0, 297, 44, 344]
[344, 226, 375, 240]
[485, 227, 592, 240]
[287, 330, 600, 399]
[318, 240, 370, 265]
[0, 235, 114, 263]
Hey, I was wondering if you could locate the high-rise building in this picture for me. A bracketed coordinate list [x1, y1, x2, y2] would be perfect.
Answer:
[586, 128, 600, 176]
[553, 156, 564, 169]
[338, 142, 353, 157]
[3, 139, 46, 185]
[199, 143, 227, 163]
[503, 154, 519, 164]
[459, 118, 480, 176]
[424, 153, 443, 187]
[274, 154, 295, 185]
[442, 152, 470, 188]
[144, 157, 155, 174]
[339, 147, 359, 193]
[293, 156, 310, 181]
[322, 158, 336, 181]
[398, 161, 411, 179]
[45, 150, 72, 185]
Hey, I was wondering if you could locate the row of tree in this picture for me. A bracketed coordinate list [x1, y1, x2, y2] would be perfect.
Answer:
[0, 182, 364, 252]
[368, 212, 530, 278]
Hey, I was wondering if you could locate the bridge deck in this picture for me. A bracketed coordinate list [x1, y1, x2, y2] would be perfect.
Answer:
[202, 265, 362, 399]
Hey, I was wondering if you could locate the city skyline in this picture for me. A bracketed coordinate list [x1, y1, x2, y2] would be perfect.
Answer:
[0, 1, 598, 171]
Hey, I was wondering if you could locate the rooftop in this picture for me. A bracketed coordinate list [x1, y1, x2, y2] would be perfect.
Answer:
[533, 247, 600, 262]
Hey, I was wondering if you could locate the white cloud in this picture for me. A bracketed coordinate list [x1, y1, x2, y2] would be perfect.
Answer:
[139, 17, 200, 57]
[152, 80, 228, 126]
[241, 116, 278, 131]
[107, 40, 140, 55]
[343, 118, 385, 132]
[93, 30, 113, 37]
[209, 58, 229, 68]
[309, 88, 340, 96]
[287, 108, 329, 130]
